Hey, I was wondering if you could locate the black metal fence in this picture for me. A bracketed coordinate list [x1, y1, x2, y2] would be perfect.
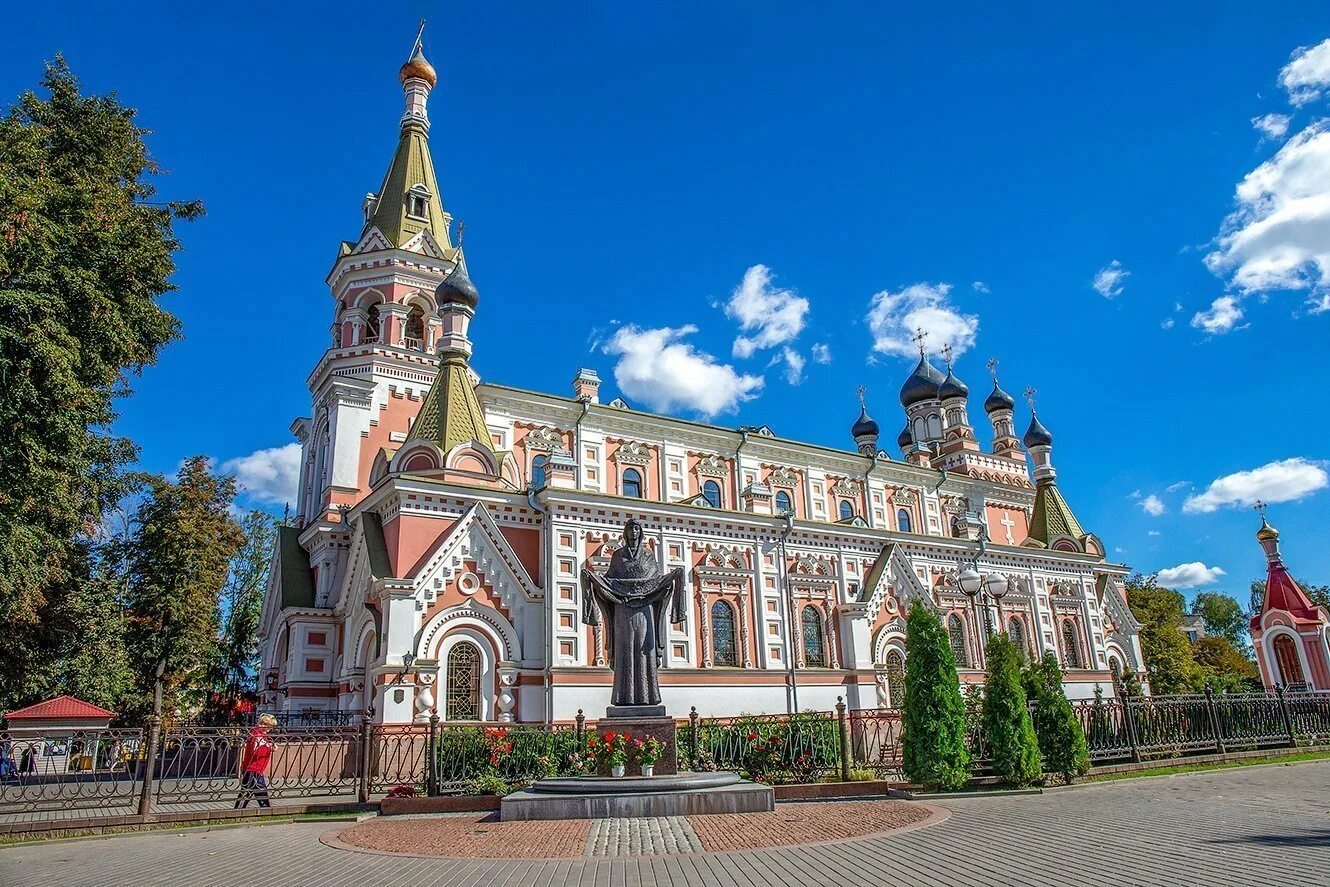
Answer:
[5, 689, 1330, 822]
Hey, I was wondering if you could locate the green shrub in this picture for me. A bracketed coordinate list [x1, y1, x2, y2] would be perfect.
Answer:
[901, 602, 970, 790]
[1024, 653, 1090, 783]
[982, 635, 1042, 786]
[847, 767, 878, 782]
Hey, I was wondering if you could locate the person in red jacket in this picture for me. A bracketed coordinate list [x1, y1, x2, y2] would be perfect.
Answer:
[235, 713, 277, 809]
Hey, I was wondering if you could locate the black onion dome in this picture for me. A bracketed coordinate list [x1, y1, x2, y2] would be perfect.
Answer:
[984, 382, 1015, 413]
[851, 406, 880, 440]
[897, 424, 913, 450]
[436, 268, 479, 308]
[899, 355, 945, 407]
[1023, 413, 1053, 448]
[938, 367, 969, 400]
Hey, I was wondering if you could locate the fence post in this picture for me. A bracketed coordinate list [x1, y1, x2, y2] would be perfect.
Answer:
[575, 709, 585, 747]
[689, 706, 700, 770]
[358, 713, 373, 803]
[427, 711, 440, 796]
[1275, 685, 1297, 748]
[1122, 696, 1142, 764]
[136, 714, 162, 817]
[1203, 687, 1225, 755]
[836, 696, 851, 782]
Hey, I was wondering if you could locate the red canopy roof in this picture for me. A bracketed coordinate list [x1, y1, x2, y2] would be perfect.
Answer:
[1260, 562, 1321, 624]
[4, 695, 116, 722]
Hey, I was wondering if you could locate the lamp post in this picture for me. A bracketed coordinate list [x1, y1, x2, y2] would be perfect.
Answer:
[956, 519, 1011, 668]
[777, 509, 799, 714]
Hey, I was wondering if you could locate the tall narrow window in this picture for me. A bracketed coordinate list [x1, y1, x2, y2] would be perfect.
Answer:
[839, 500, 854, 521]
[622, 467, 643, 499]
[775, 490, 793, 515]
[530, 454, 548, 490]
[1008, 617, 1026, 654]
[885, 650, 905, 708]
[365, 304, 381, 343]
[948, 614, 970, 668]
[1273, 635, 1304, 686]
[801, 606, 826, 667]
[445, 642, 481, 721]
[710, 600, 738, 666]
[404, 305, 425, 350]
[896, 508, 912, 534]
[1060, 619, 1082, 670]
[702, 480, 722, 509]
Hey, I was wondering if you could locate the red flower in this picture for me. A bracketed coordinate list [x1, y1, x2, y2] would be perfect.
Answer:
[603, 731, 616, 743]
[747, 732, 759, 741]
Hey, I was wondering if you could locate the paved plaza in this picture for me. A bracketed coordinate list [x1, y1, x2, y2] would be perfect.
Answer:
[2, 762, 1328, 886]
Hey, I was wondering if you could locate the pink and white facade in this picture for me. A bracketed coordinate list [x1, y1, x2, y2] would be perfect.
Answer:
[257, 46, 1145, 724]
[1250, 514, 1330, 691]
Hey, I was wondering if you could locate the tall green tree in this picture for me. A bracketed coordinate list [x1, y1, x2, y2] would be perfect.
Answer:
[0, 58, 199, 710]
[1193, 636, 1261, 693]
[210, 509, 277, 708]
[901, 601, 970, 790]
[1125, 573, 1204, 695]
[982, 634, 1042, 786]
[120, 457, 243, 718]
[1023, 653, 1090, 783]
[1192, 592, 1249, 649]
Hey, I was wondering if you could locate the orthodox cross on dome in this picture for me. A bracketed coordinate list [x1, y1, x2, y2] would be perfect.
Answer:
[986, 357, 999, 381]
[408, 19, 426, 58]
[1023, 386, 1038, 412]
[912, 327, 928, 356]
[941, 343, 954, 369]
[1253, 500, 1267, 517]
[856, 384, 867, 408]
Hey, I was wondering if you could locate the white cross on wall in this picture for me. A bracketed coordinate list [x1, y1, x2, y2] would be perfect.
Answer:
[1000, 511, 1016, 544]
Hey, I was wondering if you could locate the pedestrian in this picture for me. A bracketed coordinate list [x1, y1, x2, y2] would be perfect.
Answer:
[20, 744, 35, 776]
[235, 714, 277, 809]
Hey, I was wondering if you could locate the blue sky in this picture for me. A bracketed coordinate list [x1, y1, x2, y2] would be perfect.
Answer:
[4, 3, 1329, 605]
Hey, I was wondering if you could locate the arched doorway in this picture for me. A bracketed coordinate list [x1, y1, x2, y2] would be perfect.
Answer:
[445, 641, 482, 720]
[1273, 634, 1305, 686]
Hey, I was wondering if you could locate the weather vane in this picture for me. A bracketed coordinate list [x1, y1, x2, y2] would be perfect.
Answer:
[1023, 386, 1037, 411]
[911, 327, 928, 356]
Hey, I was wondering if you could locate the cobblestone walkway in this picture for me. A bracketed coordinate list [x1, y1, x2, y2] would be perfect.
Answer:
[585, 816, 702, 856]
[3, 761, 1328, 886]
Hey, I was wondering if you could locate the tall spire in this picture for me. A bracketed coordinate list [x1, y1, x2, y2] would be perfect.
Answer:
[362, 25, 454, 251]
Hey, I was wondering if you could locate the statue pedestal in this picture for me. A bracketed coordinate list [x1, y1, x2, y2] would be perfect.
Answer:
[597, 710, 677, 776]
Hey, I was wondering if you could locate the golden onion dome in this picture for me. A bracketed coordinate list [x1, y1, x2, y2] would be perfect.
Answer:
[399, 47, 438, 88]
[1256, 515, 1279, 542]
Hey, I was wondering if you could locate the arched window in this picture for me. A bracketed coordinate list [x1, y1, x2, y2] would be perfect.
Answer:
[365, 303, 381, 343]
[839, 500, 854, 521]
[775, 490, 793, 515]
[801, 606, 826, 667]
[404, 305, 425, 350]
[885, 649, 906, 708]
[1007, 617, 1026, 654]
[622, 467, 643, 499]
[1060, 619, 1082, 670]
[1108, 655, 1122, 681]
[702, 480, 722, 509]
[445, 641, 481, 721]
[896, 508, 912, 534]
[948, 614, 970, 668]
[404, 452, 435, 472]
[530, 454, 548, 490]
[1273, 634, 1304, 686]
[710, 600, 738, 666]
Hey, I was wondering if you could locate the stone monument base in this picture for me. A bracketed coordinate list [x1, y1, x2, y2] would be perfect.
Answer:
[595, 713, 677, 776]
[500, 772, 774, 821]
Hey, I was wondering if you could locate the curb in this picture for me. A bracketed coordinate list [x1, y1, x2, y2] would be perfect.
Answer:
[0, 814, 365, 848]
[898, 787, 1043, 800]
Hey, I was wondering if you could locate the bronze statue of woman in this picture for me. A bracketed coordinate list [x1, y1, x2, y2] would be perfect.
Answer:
[581, 519, 686, 710]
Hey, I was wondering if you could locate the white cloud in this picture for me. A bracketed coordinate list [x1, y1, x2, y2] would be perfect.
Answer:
[1205, 123, 1330, 295]
[603, 325, 763, 417]
[1191, 295, 1245, 334]
[1166, 481, 1191, 493]
[1252, 113, 1292, 140]
[1156, 562, 1227, 589]
[1160, 318, 1175, 330]
[972, 281, 990, 294]
[781, 347, 805, 384]
[810, 342, 832, 364]
[1147, 530, 1162, 537]
[1308, 294, 1330, 314]
[726, 265, 809, 358]
[866, 282, 979, 359]
[221, 443, 302, 506]
[1182, 457, 1329, 513]
[1138, 494, 1166, 516]
[1092, 260, 1129, 298]
[1280, 38, 1330, 106]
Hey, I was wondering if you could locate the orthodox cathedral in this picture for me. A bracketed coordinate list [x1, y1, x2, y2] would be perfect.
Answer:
[257, 43, 1145, 724]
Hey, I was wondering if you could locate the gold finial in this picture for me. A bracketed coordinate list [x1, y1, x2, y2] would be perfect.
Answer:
[399, 20, 438, 88]
[912, 327, 928, 357]
[1255, 501, 1280, 541]
[1023, 386, 1037, 412]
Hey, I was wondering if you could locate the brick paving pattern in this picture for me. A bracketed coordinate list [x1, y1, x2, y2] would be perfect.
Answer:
[686, 800, 932, 852]
[2, 761, 1327, 886]
[585, 816, 702, 856]
[334, 812, 591, 858]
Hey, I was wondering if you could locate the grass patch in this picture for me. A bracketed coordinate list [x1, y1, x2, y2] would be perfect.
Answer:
[1084, 749, 1330, 783]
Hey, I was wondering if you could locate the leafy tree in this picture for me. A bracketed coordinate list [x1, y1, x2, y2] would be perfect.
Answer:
[1023, 653, 1090, 783]
[0, 58, 199, 710]
[901, 601, 970, 790]
[208, 510, 277, 711]
[1250, 577, 1330, 615]
[119, 457, 243, 717]
[1124, 573, 1204, 695]
[982, 634, 1042, 786]
[1192, 592, 1249, 649]
[1193, 636, 1261, 693]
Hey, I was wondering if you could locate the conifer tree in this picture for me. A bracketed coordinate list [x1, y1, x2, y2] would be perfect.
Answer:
[1024, 652, 1090, 783]
[982, 634, 1042, 786]
[901, 601, 970, 790]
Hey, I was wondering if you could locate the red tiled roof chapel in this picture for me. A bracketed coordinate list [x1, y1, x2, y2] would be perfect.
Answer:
[4, 695, 116, 721]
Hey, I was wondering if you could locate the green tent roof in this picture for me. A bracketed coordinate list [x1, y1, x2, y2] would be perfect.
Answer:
[277, 526, 315, 609]
[1027, 480, 1086, 546]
